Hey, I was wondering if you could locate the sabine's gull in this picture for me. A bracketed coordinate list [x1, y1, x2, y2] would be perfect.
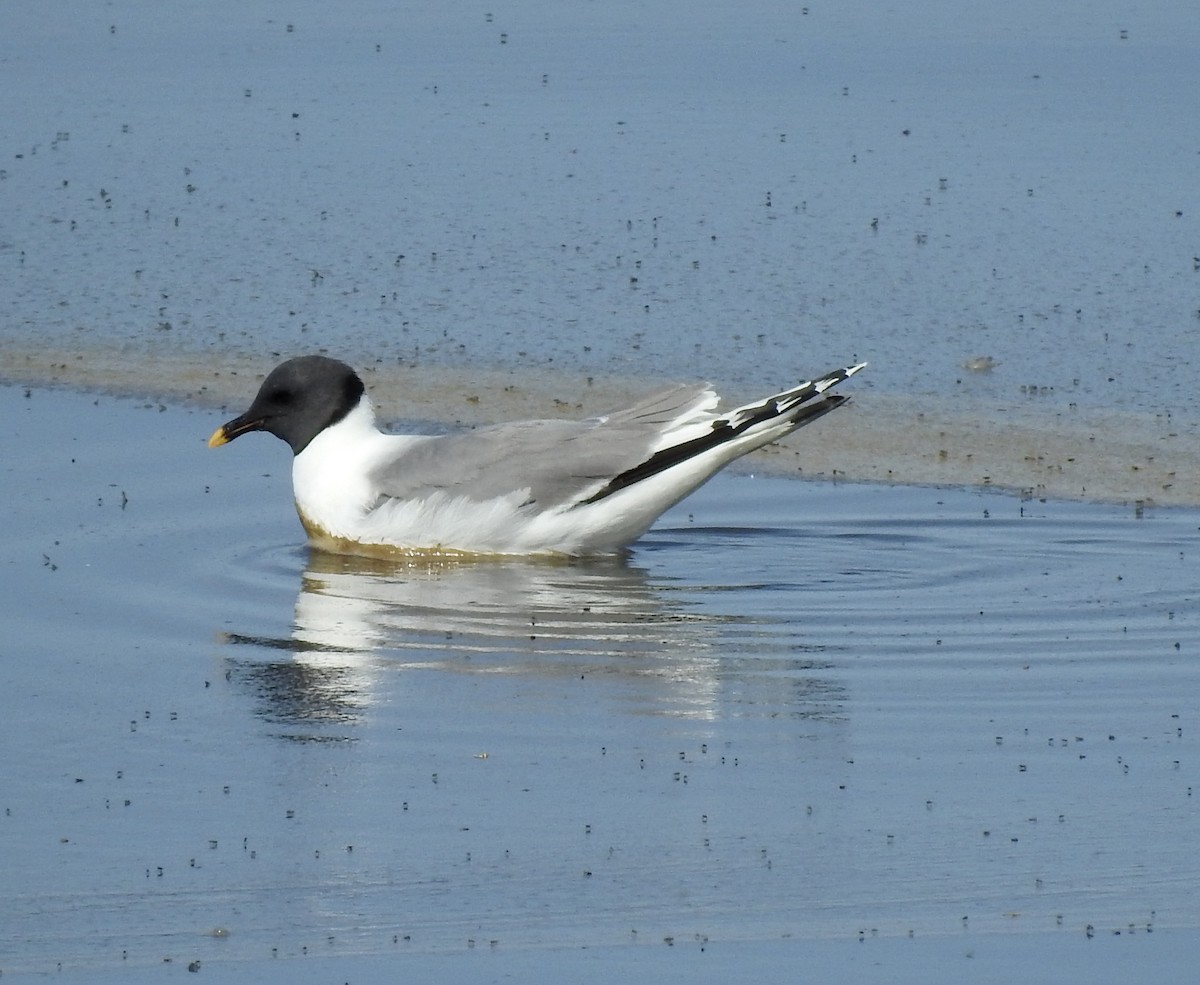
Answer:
[208, 355, 864, 556]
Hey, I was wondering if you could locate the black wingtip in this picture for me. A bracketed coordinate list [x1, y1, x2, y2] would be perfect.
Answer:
[575, 364, 862, 508]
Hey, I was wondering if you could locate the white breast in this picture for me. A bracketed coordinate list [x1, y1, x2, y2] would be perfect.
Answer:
[291, 399, 422, 543]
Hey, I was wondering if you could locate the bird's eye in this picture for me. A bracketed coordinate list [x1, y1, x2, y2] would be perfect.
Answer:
[272, 388, 294, 406]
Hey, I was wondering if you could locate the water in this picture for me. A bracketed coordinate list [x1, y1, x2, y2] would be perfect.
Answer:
[1, 387, 1197, 980]
[1, 1, 1198, 423]
[2, 2, 1199, 980]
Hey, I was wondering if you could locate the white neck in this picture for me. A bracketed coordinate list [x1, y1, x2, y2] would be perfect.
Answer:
[291, 397, 386, 538]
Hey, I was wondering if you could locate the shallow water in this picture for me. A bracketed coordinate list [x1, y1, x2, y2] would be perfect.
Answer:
[2, 0, 1199, 471]
[3, 1, 1200, 979]
[1, 386, 1197, 980]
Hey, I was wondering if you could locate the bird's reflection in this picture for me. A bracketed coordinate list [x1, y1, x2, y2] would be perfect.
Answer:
[224, 547, 841, 739]
[292, 549, 682, 659]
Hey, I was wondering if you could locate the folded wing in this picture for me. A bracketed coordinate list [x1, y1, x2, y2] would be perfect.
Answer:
[366, 365, 863, 513]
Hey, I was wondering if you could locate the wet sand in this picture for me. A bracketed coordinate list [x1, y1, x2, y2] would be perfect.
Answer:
[4, 342, 1197, 507]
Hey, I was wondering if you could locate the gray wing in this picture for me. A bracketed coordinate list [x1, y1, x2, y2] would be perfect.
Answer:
[369, 384, 713, 509]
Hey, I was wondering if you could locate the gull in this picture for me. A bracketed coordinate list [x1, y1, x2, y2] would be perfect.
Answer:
[208, 356, 865, 556]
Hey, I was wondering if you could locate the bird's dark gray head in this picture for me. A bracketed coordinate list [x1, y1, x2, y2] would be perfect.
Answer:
[208, 355, 366, 455]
